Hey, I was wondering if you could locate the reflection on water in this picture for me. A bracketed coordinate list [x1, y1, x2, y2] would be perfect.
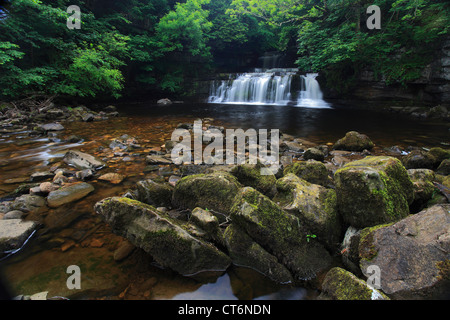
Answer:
[0, 102, 448, 300]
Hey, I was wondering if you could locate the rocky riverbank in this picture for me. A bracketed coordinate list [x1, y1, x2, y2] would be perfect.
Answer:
[1, 102, 449, 299]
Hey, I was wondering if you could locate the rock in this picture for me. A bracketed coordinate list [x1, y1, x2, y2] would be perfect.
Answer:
[427, 147, 450, 167]
[65, 135, 83, 143]
[273, 174, 342, 250]
[281, 141, 304, 153]
[165, 140, 178, 153]
[98, 173, 125, 184]
[47, 182, 94, 208]
[81, 113, 94, 122]
[157, 98, 173, 106]
[94, 197, 231, 276]
[436, 158, 450, 175]
[230, 163, 277, 196]
[3, 210, 25, 220]
[303, 147, 325, 162]
[335, 156, 414, 228]
[359, 204, 450, 299]
[168, 175, 181, 187]
[29, 291, 48, 300]
[63, 150, 105, 170]
[224, 224, 294, 284]
[10, 194, 46, 214]
[407, 169, 437, 212]
[145, 154, 173, 165]
[0, 219, 38, 253]
[333, 131, 374, 152]
[230, 187, 333, 281]
[402, 149, 436, 169]
[30, 171, 55, 182]
[39, 182, 59, 194]
[104, 105, 117, 112]
[136, 179, 173, 208]
[172, 172, 241, 214]
[75, 169, 94, 181]
[190, 207, 220, 238]
[113, 240, 135, 261]
[283, 160, 332, 187]
[319, 267, 389, 300]
[38, 123, 65, 132]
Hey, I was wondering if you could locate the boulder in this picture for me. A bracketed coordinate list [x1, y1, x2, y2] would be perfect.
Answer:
[94, 197, 231, 276]
[230, 187, 333, 281]
[402, 150, 436, 169]
[47, 182, 94, 208]
[436, 158, 450, 175]
[283, 160, 332, 187]
[0, 219, 38, 253]
[407, 169, 437, 212]
[335, 156, 414, 228]
[10, 194, 46, 214]
[303, 147, 325, 162]
[63, 150, 105, 170]
[428, 147, 450, 167]
[319, 267, 389, 300]
[359, 204, 450, 299]
[172, 172, 241, 214]
[223, 224, 294, 284]
[230, 163, 277, 196]
[333, 131, 374, 152]
[136, 179, 173, 208]
[190, 207, 220, 238]
[273, 174, 342, 250]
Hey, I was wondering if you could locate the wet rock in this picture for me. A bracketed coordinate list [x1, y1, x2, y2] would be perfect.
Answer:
[319, 267, 389, 300]
[190, 207, 220, 239]
[75, 169, 94, 181]
[30, 171, 54, 182]
[168, 175, 181, 187]
[436, 158, 450, 175]
[10, 194, 46, 214]
[63, 150, 105, 170]
[230, 162, 277, 196]
[172, 172, 241, 215]
[113, 240, 135, 261]
[0, 219, 38, 253]
[81, 113, 94, 122]
[157, 98, 172, 106]
[94, 197, 231, 276]
[3, 210, 25, 220]
[145, 154, 173, 165]
[359, 204, 450, 299]
[224, 224, 294, 284]
[283, 160, 332, 187]
[230, 187, 333, 281]
[47, 182, 94, 208]
[407, 169, 437, 212]
[303, 147, 325, 162]
[65, 135, 83, 143]
[333, 131, 374, 152]
[402, 149, 436, 169]
[427, 147, 450, 167]
[98, 173, 125, 184]
[281, 141, 304, 153]
[335, 156, 414, 228]
[38, 123, 65, 132]
[136, 179, 173, 208]
[274, 174, 342, 251]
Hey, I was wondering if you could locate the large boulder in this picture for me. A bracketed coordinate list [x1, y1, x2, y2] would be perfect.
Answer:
[172, 172, 241, 214]
[63, 150, 105, 171]
[319, 267, 389, 300]
[135, 179, 173, 208]
[273, 174, 342, 251]
[407, 169, 437, 212]
[358, 204, 450, 299]
[402, 150, 436, 169]
[283, 160, 332, 187]
[223, 224, 294, 284]
[332, 131, 374, 152]
[230, 187, 333, 281]
[0, 219, 38, 254]
[335, 156, 414, 228]
[230, 163, 277, 196]
[47, 182, 94, 208]
[94, 197, 231, 276]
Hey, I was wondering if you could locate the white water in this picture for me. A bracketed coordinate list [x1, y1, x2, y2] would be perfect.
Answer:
[208, 70, 331, 108]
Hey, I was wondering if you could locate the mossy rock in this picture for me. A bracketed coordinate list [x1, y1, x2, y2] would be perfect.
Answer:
[172, 171, 241, 214]
[223, 224, 294, 284]
[335, 156, 414, 228]
[319, 267, 389, 300]
[436, 158, 450, 176]
[401, 149, 436, 170]
[274, 174, 342, 251]
[428, 147, 450, 167]
[407, 169, 438, 212]
[230, 187, 333, 281]
[94, 197, 231, 276]
[230, 162, 276, 196]
[332, 131, 374, 152]
[136, 179, 173, 208]
[283, 160, 332, 187]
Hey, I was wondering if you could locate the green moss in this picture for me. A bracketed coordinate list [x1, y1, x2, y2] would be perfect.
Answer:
[436, 259, 450, 281]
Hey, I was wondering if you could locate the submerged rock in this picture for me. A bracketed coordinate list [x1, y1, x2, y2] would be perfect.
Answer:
[172, 172, 241, 214]
[335, 156, 414, 228]
[333, 131, 374, 152]
[94, 197, 231, 276]
[47, 182, 94, 208]
[63, 150, 105, 170]
[358, 204, 450, 299]
[230, 187, 333, 281]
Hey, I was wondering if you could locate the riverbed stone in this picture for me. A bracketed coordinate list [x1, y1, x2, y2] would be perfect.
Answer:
[230, 187, 333, 281]
[335, 156, 414, 228]
[0, 219, 38, 253]
[47, 182, 94, 208]
[94, 197, 231, 276]
[98, 172, 125, 184]
[303, 147, 325, 162]
[407, 169, 437, 212]
[358, 204, 450, 299]
[172, 171, 241, 214]
[283, 160, 332, 187]
[402, 149, 436, 169]
[436, 158, 450, 175]
[63, 150, 105, 170]
[10, 194, 46, 214]
[230, 162, 277, 196]
[333, 131, 374, 152]
[38, 123, 65, 132]
[274, 174, 342, 250]
[136, 179, 173, 208]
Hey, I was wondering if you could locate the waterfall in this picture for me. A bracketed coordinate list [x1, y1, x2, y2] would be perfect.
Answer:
[208, 70, 331, 108]
[297, 73, 331, 108]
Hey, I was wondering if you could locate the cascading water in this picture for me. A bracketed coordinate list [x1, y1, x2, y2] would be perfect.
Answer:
[208, 69, 331, 108]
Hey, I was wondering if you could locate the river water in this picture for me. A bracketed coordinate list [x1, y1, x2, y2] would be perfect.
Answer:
[0, 102, 448, 300]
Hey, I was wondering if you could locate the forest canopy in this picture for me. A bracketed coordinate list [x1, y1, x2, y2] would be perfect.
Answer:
[0, 0, 448, 100]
